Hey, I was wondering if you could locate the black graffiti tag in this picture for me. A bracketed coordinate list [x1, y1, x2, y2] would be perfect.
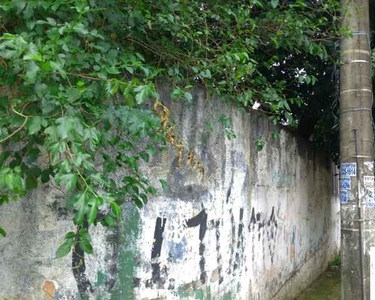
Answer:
[185, 209, 208, 284]
[149, 209, 208, 287]
[149, 217, 167, 288]
[248, 206, 279, 263]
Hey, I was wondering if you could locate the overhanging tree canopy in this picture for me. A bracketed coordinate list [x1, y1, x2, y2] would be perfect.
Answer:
[0, 0, 343, 261]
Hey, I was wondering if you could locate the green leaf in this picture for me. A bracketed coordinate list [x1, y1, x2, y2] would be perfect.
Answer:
[255, 136, 266, 151]
[40, 61, 53, 71]
[0, 151, 11, 166]
[73, 23, 89, 35]
[0, 227, 6, 237]
[56, 117, 82, 139]
[200, 69, 211, 79]
[66, 87, 81, 102]
[140, 193, 148, 205]
[122, 176, 138, 184]
[5, 173, 23, 192]
[76, 81, 85, 87]
[41, 168, 53, 183]
[106, 66, 120, 74]
[65, 231, 76, 239]
[134, 84, 157, 104]
[59, 160, 72, 173]
[106, 80, 120, 95]
[133, 197, 143, 208]
[73, 152, 92, 168]
[23, 53, 43, 62]
[88, 199, 98, 224]
[102, 216, 116, 227]
[139, 151, 150, 162]
[79, 238, 93, 254]
[184, 92, 193, 102]
[79, 228, 91, 241]
[49, 61, 66, 78]
[25, 61, 40, 83]
[148, 186, 157, 196]
[0, 167, 11, 175]
[0, 195, 9, 205]
[125, 183, 139, 195]
[90, 173, 110, 187]
[48, 141, 66, 162]
[56, 173, 78, 190]
[83, 127, 100, 150]
[56, 239, 74, 258]
[25, 175, 38, 190]
[28, 167, 41, 178]
[110, 201, 121, 218]
[73, 191, 87, 225]
[28, 116, 48, 135]
[27, 148, 40, 164]
[160, 179, 169, 192]
[171, 88, 184, 100]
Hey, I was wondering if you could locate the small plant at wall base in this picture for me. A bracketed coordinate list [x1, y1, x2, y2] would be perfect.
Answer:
[0, 0, 343, 297]
[329, 254, 341, 268]
[255, 136, 266, 152]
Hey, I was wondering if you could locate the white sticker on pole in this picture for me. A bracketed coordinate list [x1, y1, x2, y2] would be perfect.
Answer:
[365, 161, 374, 172]
[340, 163, 357, 177]
[364, 176, 375, 206]
[364, 176, 375, 189]
[371, 247, 375, 299]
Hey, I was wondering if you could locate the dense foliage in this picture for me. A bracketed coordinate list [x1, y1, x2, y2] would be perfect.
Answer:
[0, 0, 342, 258]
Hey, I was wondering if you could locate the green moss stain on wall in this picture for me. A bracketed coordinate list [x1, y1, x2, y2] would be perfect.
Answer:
[175, 285, 235, 300]
[222, 292, 235, 300]
[95, 271, 107, 287]
[94, 271, 107, 300]
[111, 204, 141, 299]
[176, 285, 212, 300]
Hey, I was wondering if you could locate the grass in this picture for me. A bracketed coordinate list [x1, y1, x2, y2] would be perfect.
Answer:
[294, 258, 340, 300]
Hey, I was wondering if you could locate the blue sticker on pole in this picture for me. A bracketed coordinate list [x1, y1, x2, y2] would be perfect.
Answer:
[340, 177, 351, 190]
[341, 190, 349, 204]
[340, 163, 357, 177]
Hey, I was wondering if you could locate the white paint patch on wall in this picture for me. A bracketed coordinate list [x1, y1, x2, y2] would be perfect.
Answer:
[135, 154, 250, 299]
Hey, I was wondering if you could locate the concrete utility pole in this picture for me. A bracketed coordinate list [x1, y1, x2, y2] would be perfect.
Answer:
[340, 0, 375, 299]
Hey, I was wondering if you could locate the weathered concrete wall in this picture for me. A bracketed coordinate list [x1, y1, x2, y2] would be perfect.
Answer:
[0, 87, 340, 300]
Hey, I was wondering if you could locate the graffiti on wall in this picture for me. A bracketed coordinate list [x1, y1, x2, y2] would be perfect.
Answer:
[249, 206, 279, 263]
[137, 205, 281, 291]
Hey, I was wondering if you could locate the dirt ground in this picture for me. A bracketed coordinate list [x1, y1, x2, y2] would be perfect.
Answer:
[294, 267, 340, 300]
